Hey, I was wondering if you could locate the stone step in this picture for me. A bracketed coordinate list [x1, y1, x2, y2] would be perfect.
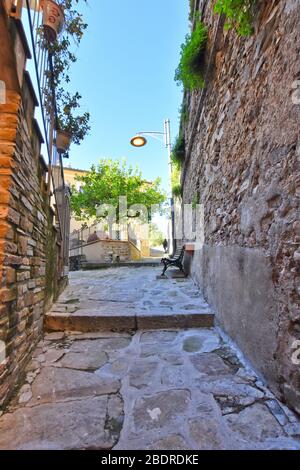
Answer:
[82, 261, 161, 270]
[45, 310, 214, 333]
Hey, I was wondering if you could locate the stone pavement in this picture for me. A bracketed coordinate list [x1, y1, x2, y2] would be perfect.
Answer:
[45, 267, 214, 332]
[0, 327, 299, 450]
[0, 268, 299, 450]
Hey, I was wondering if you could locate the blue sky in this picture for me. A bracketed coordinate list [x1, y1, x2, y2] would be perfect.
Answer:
[66, 0, 189, 193]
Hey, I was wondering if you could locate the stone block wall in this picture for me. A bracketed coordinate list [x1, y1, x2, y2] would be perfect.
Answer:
[0, 4, 67, 408]
[70, 239, 132, 264]
[181, 0, 300, 413]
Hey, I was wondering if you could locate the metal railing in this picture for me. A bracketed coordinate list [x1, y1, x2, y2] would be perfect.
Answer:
[69, 223, 108, 256]
[15, 0, 70, 272]
[23, 0, 53, 160]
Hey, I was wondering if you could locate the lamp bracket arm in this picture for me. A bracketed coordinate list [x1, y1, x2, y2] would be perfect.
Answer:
[137, 131, 165, 143]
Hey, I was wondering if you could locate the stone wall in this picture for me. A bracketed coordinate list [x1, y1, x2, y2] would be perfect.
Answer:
[70, 239, 132, 264]
[181, 0, 300, 413]
[0, 5, 67, 408]
[129, 241, 142, 261]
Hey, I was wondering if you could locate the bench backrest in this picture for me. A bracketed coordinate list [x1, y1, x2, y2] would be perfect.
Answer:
[173, 245, 185, 260]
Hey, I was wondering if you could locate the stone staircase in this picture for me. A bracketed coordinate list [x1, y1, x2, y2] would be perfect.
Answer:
[45, 267, 215, 333]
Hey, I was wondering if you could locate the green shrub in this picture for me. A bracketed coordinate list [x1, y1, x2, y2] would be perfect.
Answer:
[171, 133, 184, 196]
[171, 133, 185, 165]
[171, 162, 182, 197]
[214, 0, 255, 36]
[172, 184, 182, 197]
[175, 20, 208, 90]
[189, 0, 196, 22]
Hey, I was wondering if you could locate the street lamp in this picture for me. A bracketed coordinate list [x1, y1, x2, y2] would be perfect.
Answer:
[130, 135, 147, 147]
[130, 119, 175, 254]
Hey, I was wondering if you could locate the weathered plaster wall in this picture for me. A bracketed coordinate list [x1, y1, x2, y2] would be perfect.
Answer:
[0, 6, 67, 408]
[181, 0, 300, 412]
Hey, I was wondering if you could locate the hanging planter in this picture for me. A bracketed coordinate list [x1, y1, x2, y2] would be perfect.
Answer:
[56, 129, 72, 154]
[42, 0, 65, 43]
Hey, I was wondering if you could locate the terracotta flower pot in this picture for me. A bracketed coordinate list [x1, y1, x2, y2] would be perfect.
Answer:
[185, 243, 195, 256]
[42, 0, 64, 43]
[56, 129, 72, 154]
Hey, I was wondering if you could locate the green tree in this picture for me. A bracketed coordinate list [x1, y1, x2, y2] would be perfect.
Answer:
[70, 159, 167, 223]
[149, 223, 166, 247]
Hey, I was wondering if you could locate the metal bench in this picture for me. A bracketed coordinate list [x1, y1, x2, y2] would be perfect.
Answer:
[161, 245, 185, 276]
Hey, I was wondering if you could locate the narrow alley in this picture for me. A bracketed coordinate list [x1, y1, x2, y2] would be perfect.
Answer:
[0, 267, 299, 450]
[0, 0, 299, 456]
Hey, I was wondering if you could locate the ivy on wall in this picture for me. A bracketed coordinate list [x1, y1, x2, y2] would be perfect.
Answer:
[171, 132, 186, 196]
[171, 132, 185, 166]
[171, 162, 182, 197]
[213, 0, 255, 36]
[174, 0, 255, 177]
[175, 18, 208, 91]
[189, 0, 196, 22]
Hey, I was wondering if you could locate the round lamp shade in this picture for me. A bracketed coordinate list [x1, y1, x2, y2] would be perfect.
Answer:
[130, 135, 147, 147]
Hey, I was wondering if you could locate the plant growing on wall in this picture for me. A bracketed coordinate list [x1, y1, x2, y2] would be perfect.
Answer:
[171, 161, 182, 198]
[189, 0, 196, 22]
[57, 91, 90, 145]
[43, 0, 90, 154]
[170, 131, 185, 196]
[175, 18, 208, 90]
[171, 132, 185, 166]
[213, 0, 255, 36]
[192, 190, 200, 209]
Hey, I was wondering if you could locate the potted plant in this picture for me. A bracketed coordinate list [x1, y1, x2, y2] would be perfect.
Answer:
[56, 128, 72, 154]
[55, 91, 90, 157]
[42, 0, 65, 43]
[185, 243, 196, 255]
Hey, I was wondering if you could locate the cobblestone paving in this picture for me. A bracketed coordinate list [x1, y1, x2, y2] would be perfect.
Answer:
[46, 267, 214, 331]
[57, 267, 211, 314]
[0, 328, 299, 450]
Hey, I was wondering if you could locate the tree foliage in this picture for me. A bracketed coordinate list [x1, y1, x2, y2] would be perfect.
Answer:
[70, 159, 167, 222]
[149, 223, 166, 247]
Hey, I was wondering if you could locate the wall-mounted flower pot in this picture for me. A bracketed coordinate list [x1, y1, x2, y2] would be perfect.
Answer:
[42, 0, 64, 43]
[56, 129, 72, 154]
[185, 243, 196, 256]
